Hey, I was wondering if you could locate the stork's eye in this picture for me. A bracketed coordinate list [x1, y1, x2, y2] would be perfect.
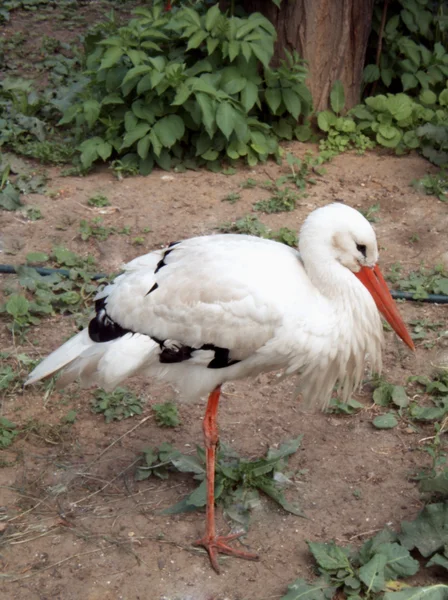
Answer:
[356, 244, 367, 257]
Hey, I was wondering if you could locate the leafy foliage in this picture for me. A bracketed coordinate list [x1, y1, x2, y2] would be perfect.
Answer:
[60, 2, 312, 173]
[412, 170, 448, 202]
[218, 214, 297, 247]
[0, 248, 101, 335]
[152, 401, 181, 427]
[91, 387, 144, 423]
[387, 262, 448, 299]
[136, 436, 303, 529]
[283, 504, 448, 600]
[0, 416, 18, 449]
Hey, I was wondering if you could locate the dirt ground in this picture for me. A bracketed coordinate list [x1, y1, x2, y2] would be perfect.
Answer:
[1, 143, 448, 599]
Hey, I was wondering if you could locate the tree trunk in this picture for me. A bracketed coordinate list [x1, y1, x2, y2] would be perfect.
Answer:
[242, 0, 375, 112]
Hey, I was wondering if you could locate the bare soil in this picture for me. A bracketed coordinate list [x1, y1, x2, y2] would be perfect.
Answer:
[1, 4, 448, 599]
[1, 144, 448, 600]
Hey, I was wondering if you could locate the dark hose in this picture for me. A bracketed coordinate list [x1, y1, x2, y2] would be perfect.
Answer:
[1, 264, 448, 303]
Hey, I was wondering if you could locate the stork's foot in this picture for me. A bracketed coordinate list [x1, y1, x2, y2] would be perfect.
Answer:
[193, 531, 259, 573]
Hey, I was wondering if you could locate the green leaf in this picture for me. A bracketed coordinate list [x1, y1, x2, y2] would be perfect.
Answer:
[330, 80, 345, 114]
[419, 475, 448, 497]
[241, 81, 258, 112]
[121, 123, 151, 149]
[373, 414, 398, 429]
[100, 46, 123, 70]
[96, 141, 112, 161]
[384, 585, 448, 600]
[216, 102, 235, 139]
[153, 115, 185, 148]
[317, 111, 337, 132]
[6, 294, 30, 318]
[196, 92, 215, 136]
[267, 436, 303, 461]
[0, 184, 22, 211]
[359, 554, 387, 594]
[427, 553, 448, 571]
[83, 99, 101, 128]
[439, 89, 448, 107]
[399, 503, 448, 557]
[265, 88, 281, 114]
[363, 64, 380, 83]
[377, 542, 419, 578]
[26, 252, 49, 264]
[137, 134, 151, 159]
[171, 454, 205, 476]
[280, 578, 336, 600]
[282, 88, 301, 120]
[420, 90, 437, 105]
[187, 30, 208, 51]
[401, 73, 418, 91]
[121, 65, 152, 86]
[205, 4, 221, 32]
[391, 386, 409, 408]
[308, 541, 350, 571]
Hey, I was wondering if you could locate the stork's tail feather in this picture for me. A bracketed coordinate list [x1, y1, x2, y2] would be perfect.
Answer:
[25, 330, 159, 390]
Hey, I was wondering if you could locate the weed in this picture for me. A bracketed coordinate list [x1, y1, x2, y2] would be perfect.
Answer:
[132, 237, 145, 246]
[327, 397, 364, 415]
[388, 263, 448, 299]
[79, 218, 115, 242]
[254, 187, 299, 213]
[282, 504, 448, 600]
[91, 388, 145, 423]
[136, 436, 303, 529]
[153, 402, 181, 427]
[240, 178, 257, 189]
[218, 215, 297, 247]
[24, 206, 43, 221]
[412, 171, 448, 202]
[0, 417, 18, 449]
[222, 192, 241, 204]
[359, 203, 380, 223]
[87, 193, 110, 208]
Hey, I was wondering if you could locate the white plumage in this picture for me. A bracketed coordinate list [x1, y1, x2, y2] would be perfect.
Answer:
[26, 202, 412, 408]
[26, 202, 414, 572]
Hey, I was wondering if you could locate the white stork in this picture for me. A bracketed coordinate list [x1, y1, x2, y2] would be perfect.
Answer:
[26, 202, 414, 572]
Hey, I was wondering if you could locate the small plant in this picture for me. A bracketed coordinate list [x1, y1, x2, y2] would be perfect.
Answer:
[240, 178, 257, 189]
[24, 206, 43, 221]
[412, 171, 448, 202]
[0, 417, 18, 449]
[253, 187, 299, 213]
[222, 192, 241, 204]
[91, 387, 145, 423]
[359, 203, 380, 222]
[388, 263, 448, 299]
[79, 218, 115, 241]
[327, 397, 364, 415]
[136, 436, 304, 529]
[282, 504, 448, 600]
[153, 402, 181, 427]
[87, 193, 110, 208]
[218, 215, 298, 247]
[132, 236, 145, 246]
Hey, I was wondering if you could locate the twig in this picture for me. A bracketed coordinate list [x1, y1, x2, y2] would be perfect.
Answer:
[71, 457, 142, 506]
[83, 415, 153, 472]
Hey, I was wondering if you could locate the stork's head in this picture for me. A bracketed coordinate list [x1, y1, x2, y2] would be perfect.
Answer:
[300, 203, 415, 351]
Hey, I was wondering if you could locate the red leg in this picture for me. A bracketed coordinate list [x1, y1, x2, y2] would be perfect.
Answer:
[193, 385, 259, 573]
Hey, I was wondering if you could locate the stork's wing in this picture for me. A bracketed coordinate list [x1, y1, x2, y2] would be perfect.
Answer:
[97, 235, 311, 363]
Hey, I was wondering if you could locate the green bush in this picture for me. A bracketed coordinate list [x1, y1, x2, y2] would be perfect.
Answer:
[60, 2, 312, 173]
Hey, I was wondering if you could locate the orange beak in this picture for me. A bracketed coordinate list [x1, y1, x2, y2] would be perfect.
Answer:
[355, 265, 415, 351]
